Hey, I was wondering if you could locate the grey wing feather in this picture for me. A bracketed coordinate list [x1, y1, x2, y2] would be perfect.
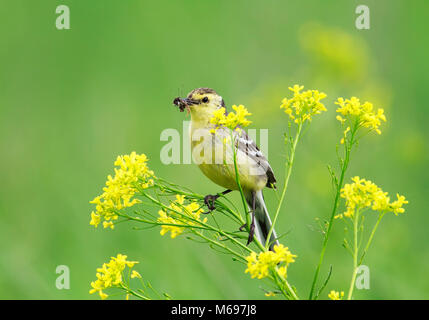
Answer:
[233, 128, 277, 188]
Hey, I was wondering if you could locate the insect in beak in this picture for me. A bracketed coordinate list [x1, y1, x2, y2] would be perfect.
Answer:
[173, 97, 196, 113]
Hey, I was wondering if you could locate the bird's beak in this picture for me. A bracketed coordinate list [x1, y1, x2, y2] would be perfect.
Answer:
[173, 97, 198, 112]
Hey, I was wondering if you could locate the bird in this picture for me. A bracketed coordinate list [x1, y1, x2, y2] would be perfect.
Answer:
[173, 87, 279, 250]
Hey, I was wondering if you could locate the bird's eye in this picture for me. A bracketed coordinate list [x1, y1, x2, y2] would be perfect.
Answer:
[202, 97, 209, 103]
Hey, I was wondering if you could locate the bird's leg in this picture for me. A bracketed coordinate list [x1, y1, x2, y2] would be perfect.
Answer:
[203, 189, 232, 213]
[246, 191, 256, 245]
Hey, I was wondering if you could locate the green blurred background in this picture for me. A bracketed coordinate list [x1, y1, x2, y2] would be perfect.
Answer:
[0, 0, 427, 299]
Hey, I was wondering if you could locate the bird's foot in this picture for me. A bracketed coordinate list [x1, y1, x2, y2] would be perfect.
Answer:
[202, 194, 220, 213]
[239, 222, 255, 245]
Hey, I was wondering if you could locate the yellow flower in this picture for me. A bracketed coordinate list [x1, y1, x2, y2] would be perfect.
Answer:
[390, 194, 409, 215]
[335, 97, 386, 135]
[89, 254, 140, 300]
[328, 290, 344, 300]
[340, 126, 351, 144]
[245, 244, 296, 280]
[157, 195, 206, 238]
[89, 152, 155, 228]
[131, 270, 142, 279]
[277, 266, 287, 278]
[339, 176, 408, 218]
[210, 105, 252, 132]
[158, 210, 183, 238]
[336, 115, 346, 124]
[99, 291, 109, 300]
[231, 104, 252, 127]
[265, 292, 276, 297]
[103, 221, 115, 229]
[280, 84, 327, 124]
[90, 211, 101, 227]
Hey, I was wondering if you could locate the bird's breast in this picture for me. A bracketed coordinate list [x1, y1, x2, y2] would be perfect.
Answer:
[189, 123, 267, 191]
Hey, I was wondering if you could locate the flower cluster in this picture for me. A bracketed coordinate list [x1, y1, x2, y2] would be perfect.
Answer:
[335, 97, 386, 136]
[157, 195, 207, 238]
[245, 244, 296, 279]
[89, 254, 140, 300]
[328, 290, 344, 300]
[336, 176, 408, 219]
[90, 152, 154, 229]
[280, 85, 327, 124]
[210, 104, 252, 133]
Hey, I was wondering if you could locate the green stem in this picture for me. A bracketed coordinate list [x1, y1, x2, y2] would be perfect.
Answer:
[347, 209, 360, 300]
[279, 274, 299, 300]
[122, 211, 251, 261]
[231, 131, 250, 228]
[309, 125, 358, 300]
[197, 232, 248, 262]
[359, 211, 385, 265]
[120, 283, 151, 300]
[136, 193, 252, 254]
[272, 269, 291, 299]
[266, 122, 302, 250]
[155, 182, 243, 223]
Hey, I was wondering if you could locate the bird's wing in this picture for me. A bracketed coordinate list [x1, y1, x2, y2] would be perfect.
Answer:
[233, 128, 277, 188]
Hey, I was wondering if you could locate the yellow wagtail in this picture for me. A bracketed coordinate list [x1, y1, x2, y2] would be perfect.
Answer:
[173, 88, 279, 249]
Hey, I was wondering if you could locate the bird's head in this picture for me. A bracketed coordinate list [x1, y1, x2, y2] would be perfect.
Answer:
[173, 88, 225, 122]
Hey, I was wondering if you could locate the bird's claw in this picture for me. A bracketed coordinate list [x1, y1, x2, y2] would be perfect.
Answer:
[203, 194, 219, 214]
[239, 222, 255, 245]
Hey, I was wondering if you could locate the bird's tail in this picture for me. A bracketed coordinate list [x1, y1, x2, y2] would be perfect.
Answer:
[245, 190, 279, 251]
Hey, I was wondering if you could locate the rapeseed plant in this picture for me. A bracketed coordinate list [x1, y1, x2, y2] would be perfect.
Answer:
[89, 84, 407, 300]
[89, 254, 168, 300]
